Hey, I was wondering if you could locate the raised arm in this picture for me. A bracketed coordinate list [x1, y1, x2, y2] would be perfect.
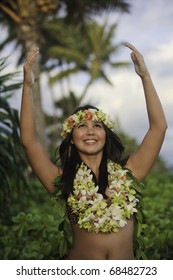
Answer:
[20, 47, 61, 193]
[124, 43, 167, 180]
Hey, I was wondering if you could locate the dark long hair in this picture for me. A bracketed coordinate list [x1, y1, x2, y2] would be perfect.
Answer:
[56, 105, 127, 198]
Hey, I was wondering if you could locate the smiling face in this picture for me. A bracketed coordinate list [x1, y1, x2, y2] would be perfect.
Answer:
[72, 120, 106, 160]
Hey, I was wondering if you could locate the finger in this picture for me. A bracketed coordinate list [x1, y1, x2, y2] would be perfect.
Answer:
[130, 52, 136, 62]
[24, 56, 38, 73]
[27, 46, 39, 58]
[28, 44, 39, 52]
[124, 42, 140, 54]
[26, 49, 39, 66]
[30, 44, 39, 51]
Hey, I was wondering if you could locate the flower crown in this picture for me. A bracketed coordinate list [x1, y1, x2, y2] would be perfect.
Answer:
[61, 108, 114, 138]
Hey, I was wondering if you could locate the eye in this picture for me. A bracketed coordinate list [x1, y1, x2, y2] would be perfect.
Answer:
[94, 122, 103, 128]
[77, 123, 85, 128]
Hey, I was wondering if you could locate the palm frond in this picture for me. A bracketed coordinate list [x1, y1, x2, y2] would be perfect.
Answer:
[49, 66, 79, 84]
[47, 46, 85, 64]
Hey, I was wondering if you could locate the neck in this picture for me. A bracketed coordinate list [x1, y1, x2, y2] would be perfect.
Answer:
[79, 153, 102, 179]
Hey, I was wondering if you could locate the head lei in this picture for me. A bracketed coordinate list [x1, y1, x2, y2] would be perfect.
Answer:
[60, 108, 115, 138]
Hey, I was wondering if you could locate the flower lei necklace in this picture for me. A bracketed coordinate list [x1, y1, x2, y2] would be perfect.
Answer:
[67, 160, 139, 233]
[61, 109, 114, 138]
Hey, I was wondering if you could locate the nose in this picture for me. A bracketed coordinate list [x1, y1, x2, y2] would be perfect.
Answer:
[86, 125, 95, 135]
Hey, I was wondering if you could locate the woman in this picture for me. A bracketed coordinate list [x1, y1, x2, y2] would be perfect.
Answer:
[20, 43, 167, 259]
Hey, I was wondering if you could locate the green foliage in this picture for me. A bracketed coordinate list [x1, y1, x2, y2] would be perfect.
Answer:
[0, 94, 72, 260]
[1, 171, 173, 260]
[60, 0, 130, 22]
[0, 58, 21, 93]
[141, 173, 173, 259]
[0, 191, 72, 260]
[0, 58, 29, 223]
[45, 19, 129, 101]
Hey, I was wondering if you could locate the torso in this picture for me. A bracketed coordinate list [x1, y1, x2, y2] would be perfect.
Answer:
[67, 219, 134, 260]
[65, 161, 139, 259]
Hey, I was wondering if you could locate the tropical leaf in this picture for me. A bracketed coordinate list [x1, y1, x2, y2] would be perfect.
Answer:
[47, 46, 85, 64]
[49, 66, 79, 83]
[0, 58, 30, 223]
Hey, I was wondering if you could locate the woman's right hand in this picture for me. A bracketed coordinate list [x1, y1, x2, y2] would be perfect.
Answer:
[23, 46, 39, 87]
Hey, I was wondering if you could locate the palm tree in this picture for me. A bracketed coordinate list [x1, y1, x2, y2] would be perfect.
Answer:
[62, 0, 130, 22]
[0, 0, 131, 150]
[0, 0, 59, 150]
[45, 20, 129, 106]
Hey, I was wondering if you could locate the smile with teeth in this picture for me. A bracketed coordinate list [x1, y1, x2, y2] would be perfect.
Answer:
[84, 139, 97, 144]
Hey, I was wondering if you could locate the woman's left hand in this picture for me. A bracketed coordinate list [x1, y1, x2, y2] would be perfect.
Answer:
[124, 42, 150, 78]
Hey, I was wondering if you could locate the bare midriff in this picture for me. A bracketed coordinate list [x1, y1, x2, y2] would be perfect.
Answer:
[67, 219, 134, 260]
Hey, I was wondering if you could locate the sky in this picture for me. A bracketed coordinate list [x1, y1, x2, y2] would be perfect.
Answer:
[1, 0, 173, 168]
